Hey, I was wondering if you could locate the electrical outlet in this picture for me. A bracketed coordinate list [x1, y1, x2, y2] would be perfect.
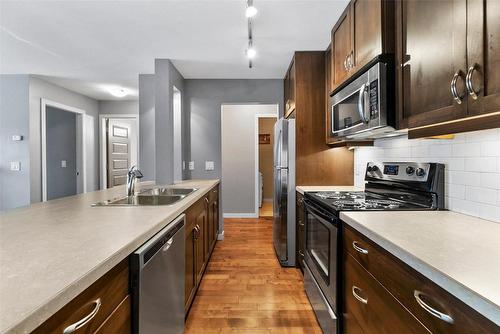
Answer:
[11, 135, 23, 141]
[188, 161, 195, 170]
[182, 161, 186, 170]
[10, 161, 21, 171]
[205, 161, 215, 171]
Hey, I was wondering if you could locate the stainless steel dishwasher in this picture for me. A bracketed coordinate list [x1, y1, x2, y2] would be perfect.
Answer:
[130, 214, 185, 334]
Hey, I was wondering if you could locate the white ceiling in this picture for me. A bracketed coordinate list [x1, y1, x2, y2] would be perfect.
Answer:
[0, 0, 349, 100]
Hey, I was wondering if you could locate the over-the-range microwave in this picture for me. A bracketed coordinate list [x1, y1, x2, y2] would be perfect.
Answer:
[329, 60, 396, 139]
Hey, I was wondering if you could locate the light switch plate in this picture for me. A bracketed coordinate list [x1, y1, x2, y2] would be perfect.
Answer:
[10, 161, 21, 171]
[188, 161, 195, 170]
[205, 161, 215, 171]
[61, 160, 67, 168]
[11, 135, 23, 141]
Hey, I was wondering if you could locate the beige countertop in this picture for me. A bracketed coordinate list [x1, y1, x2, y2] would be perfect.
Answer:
[0, 179, 219, 334]
[340, 211, 500, 326]
[296, 185, 362, 195]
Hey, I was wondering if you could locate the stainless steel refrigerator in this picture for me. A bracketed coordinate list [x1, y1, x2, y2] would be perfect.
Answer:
[273, 118, 296, 267]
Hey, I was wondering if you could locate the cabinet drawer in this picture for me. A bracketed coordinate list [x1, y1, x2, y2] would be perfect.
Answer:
[344, 226, 499, 333]
[33, 260, 129, 334]
[94, 295, 131, 334]
[344, 253, 428, 334]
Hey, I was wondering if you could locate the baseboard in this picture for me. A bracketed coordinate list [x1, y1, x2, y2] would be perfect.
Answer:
[223, 213, 259, 218]
[217, 230, 225, 240]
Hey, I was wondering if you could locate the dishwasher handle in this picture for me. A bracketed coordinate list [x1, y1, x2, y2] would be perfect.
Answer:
[133, 214, 186, 268]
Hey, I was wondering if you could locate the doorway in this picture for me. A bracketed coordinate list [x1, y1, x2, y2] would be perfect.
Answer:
[99, 115, 138, 189]
[173, 86, 183, 182]
[257, 116, 277, 217]
[221, 104, 278, 218]
[41, 99, 86, 201]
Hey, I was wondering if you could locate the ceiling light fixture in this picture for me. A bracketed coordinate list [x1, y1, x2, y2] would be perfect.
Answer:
[245, 5, 258, 18]
[246, 0, 257, 68]
[107, 87, 129, 98]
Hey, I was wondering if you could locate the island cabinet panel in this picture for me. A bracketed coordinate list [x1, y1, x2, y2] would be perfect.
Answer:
[32, 260, 129, 334]
[343, 226, 499, 334]
[184, 185, 219, 313]
[343, 254, 429, 334]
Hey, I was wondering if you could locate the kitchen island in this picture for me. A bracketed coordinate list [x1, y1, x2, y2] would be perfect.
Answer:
[0, 179, 219, 334]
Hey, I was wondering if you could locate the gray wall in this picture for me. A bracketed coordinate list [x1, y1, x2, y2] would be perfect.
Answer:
[154, 59, 185, 184]
[0, 75, 31, 211]
[99, 100, 138, 115]
[183, 79, 284, 180]
[29, 76, 100, 203]
[45, 106, 77, 200]
[139, 74, 156, 181]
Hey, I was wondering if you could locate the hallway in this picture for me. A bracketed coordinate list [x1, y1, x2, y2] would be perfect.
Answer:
[185, 218, 321, 333]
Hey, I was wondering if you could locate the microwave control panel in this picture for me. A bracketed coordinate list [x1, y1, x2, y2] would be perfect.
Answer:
[369, 80, 378, 120]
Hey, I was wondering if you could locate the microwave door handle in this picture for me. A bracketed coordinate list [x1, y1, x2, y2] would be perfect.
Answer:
[357, 83, 368, 124]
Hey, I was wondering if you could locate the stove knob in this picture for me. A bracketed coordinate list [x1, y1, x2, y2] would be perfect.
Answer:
[416, 168, 426, 177]
[367, 165, 378, 173]
[406, 166, 415, 175]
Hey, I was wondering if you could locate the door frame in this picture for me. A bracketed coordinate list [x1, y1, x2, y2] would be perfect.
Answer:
[41, 98, 86, 202]
[254, 110, 279, 217]
[99, 114, 139, 190]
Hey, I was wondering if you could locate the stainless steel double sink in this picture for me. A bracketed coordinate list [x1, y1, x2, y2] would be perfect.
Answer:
[93, 187, 198, 206]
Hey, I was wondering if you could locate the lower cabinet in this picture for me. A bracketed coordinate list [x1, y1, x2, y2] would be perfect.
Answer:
[185, 185, 219, 313]
[32, 260, 130, 334]
[296, 192, 305, 272]
[343, 225, 499, 334]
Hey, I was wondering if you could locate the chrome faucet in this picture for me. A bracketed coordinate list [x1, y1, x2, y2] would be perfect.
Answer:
[127, 166, 143, 196]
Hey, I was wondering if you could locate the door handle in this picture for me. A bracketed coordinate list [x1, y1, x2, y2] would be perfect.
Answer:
[357, 83, 368, 123]
[465, 64, 479, 100]
[450, 70, 465, 104]
[162, 237, 174, 252]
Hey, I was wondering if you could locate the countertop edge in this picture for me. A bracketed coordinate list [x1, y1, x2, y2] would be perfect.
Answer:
[340, 212, 500, 327]
[4, 179, 220, 334]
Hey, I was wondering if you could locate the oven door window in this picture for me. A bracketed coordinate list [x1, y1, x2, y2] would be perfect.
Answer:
[332, 92, 363, 133]
[306, 211, 331, 282]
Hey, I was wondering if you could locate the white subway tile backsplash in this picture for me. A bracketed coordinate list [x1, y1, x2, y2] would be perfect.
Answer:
[354, 128, 500, 223]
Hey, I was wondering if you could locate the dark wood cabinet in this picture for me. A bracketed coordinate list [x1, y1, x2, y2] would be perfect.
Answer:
[284, 61, 296, 118]
[33, 260, 130, 334]
[295, 192, 305, 272]
[332, 6, 352, 90]
[285, 51, 355, 186]
[398, 0, 468, 129]
[185, 185, 219, 313]
[397, 0, 500, 137]
[343, 225, 499, 334]
[330, 0, 394, 93]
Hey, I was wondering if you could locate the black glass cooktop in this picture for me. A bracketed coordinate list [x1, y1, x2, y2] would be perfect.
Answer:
[307, 191, 431, 212]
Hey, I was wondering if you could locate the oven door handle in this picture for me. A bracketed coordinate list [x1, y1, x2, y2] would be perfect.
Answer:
[304, 201, 337, 226]
[357, 83, 369, 124]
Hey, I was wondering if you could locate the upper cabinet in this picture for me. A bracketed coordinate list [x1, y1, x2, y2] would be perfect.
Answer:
[330, 0, 394, 94]
[398, 0, 500, 137]
[284, 61, 296, 118]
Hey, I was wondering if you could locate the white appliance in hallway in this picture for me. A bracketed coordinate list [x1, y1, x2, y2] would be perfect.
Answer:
[273, 117, 296, 267]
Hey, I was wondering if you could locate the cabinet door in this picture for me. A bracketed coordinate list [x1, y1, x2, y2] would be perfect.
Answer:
[296, 193, 305, 270]
[401, 0, 467, 128]
[332, 7, 352, 89]
[195, 207, 207, 284]
[351, 0, 382, 71]
[211, 199, 219, 249]
[466, 0, 500, 116]
[344, 254, 429, 334]
[185, 223, 196, 309]
[289, 61, 296, 113]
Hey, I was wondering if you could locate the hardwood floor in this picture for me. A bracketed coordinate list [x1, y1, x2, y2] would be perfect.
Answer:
[259, 202, 273, 217]
[185, 218, 322, 334]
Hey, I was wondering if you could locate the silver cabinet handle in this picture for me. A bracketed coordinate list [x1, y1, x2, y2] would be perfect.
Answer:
[466, 64, 479, 100]
[357, 83, 368, 124]
[352, 241, 368, 254]
[343, 56, 348, 71]
[414, 290, 454, 324]
[298, 220, 305, 227]
[298, 250, 304, 257]
[62, 298, 101, 334]
[450, 70, 464, 104]
[348, 51, 354, 70]
[352, 286, 368, 304]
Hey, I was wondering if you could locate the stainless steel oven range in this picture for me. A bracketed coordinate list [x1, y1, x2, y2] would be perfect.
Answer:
[302, 162, 445, 334]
